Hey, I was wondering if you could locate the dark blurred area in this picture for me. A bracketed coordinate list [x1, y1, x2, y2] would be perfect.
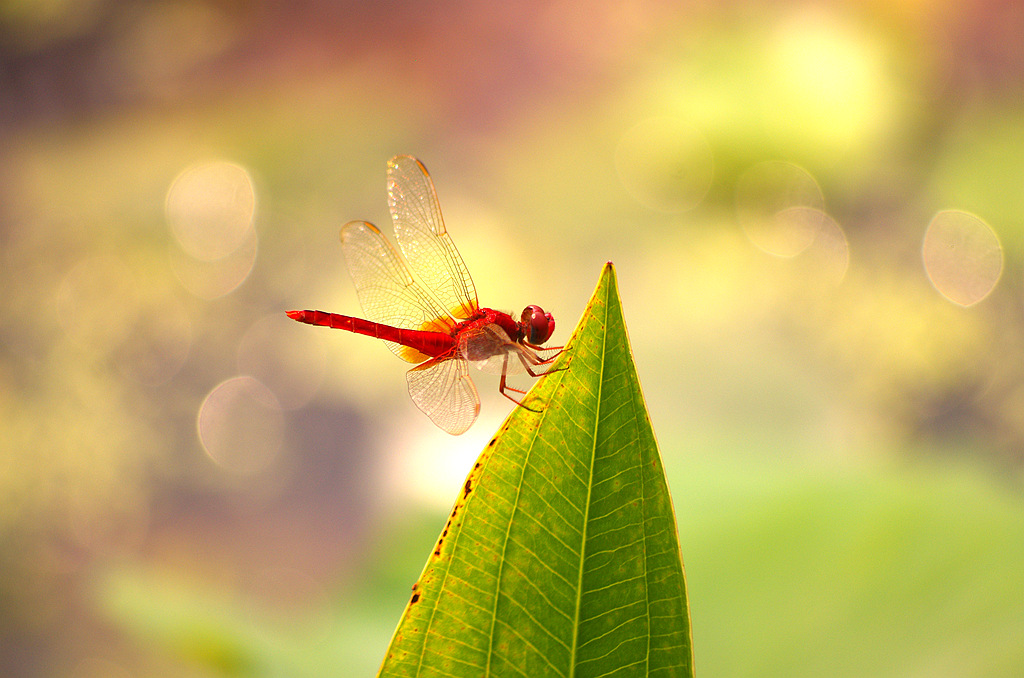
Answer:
[2, 1, 1024, 676]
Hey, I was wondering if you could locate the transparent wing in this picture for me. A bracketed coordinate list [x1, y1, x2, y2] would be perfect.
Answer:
[340, 220, 454, 361]
[406, 357, 480, 435]
[387, 155, 479, 320]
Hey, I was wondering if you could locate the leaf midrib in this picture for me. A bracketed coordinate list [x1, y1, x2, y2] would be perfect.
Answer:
[568, 287, 607, 678]
[483, 433, 534, 676]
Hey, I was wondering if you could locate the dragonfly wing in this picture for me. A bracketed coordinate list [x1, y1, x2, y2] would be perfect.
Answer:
[387, 155, 479, 320]
[406, 357, 480, 435]
[340, 220, 454, 361]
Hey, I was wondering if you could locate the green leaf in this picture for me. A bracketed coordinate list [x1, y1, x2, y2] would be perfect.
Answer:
[378, 263, 693, 677]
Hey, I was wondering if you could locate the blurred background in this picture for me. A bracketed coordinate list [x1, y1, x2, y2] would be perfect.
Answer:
[2, 0, 1024, 675]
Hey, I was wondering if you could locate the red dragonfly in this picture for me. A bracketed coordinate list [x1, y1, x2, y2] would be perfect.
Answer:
[287, 155, 560, 435]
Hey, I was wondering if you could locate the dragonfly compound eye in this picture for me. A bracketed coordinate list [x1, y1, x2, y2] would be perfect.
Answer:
[523, 305, 555, 345]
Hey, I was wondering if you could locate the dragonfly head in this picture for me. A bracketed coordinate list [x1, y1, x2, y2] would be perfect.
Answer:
[521, 305, 555, 345]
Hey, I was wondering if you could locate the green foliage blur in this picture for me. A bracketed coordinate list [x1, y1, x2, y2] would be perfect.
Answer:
[2, 1, 1023, 676]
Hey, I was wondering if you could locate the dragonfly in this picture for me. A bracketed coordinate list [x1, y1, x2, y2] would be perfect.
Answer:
[287, 155, 561, 435]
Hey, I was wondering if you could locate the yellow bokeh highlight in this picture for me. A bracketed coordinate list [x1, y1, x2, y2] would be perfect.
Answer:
[922, 210, 1002, 307]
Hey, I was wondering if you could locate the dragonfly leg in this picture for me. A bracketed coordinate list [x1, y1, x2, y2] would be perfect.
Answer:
[518, 345, 568, 378]
[498, 346, 570, 413]
[499, 353, 543, 413]
[523, 343, 564, 362]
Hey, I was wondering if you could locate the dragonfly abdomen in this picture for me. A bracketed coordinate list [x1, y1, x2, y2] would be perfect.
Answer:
[286, 310, 456, 359]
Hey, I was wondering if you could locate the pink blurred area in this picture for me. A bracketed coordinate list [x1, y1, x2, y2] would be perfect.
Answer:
[0, 0, 669, 132]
